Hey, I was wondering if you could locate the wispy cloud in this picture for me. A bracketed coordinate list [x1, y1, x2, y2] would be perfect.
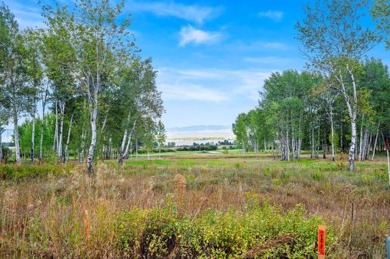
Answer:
[244, 56, 294, 66]
[179, 25, 222, 46]
[260, 42, 290, 50]
[157, 67, 272, 102]
[6, 1, 45, 29]
[161, 84, 229, 102]
[157, 67, 228, 102]
[258, 10, 284, 22]
[128, 1, 222, 24]
[230, 70, 271, 101]
[225, 40, 292, 53]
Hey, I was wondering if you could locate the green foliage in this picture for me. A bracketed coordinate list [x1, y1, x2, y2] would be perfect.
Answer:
[0, 163, 72, 180]
[372, 0, 390, 48]
[116, 208, 148, 256]
[18, 115, 55, 155]
[141, 203, 179, 257]
[296, 0, 379, 64]
[361, 59, 390, 128]
[176, 144, 218, 152]
[232, 113, 249, 152]
[329, 131, 339, 150]
[116, 200, 330, 258]
[234, 1, 390, 167]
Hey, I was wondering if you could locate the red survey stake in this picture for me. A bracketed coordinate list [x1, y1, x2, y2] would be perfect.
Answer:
[318, 225, 326, 258]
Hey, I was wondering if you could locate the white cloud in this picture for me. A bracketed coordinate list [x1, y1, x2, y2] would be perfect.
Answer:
[128, 1, 221, 24]
[226, 40, 291, 53]
[244, 56, 294, 66]
[6, 2, 45, 29]
[157, 67, 272, 102]
[179, 25, 222, 46]
[258, 10, 284, 21]
[157, 67, 228, 102]
[260, 42, 290, 50]
[161, 83, 228, 102]
[243, 56, 306, 71]
[230, 70, 271, 101]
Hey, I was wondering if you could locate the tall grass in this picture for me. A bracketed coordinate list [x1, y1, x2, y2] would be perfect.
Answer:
[0, 154, 389, 257]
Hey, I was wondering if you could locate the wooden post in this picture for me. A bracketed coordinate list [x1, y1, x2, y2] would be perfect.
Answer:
[318, 225, 326, 259]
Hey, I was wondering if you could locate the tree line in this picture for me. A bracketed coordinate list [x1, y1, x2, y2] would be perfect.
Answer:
[0, 0, 165, 173]
[233, 0, 390, 171]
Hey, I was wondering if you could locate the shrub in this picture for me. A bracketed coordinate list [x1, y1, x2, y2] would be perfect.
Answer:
[0, 164, 72, 180]
[116, 199, 332, 258]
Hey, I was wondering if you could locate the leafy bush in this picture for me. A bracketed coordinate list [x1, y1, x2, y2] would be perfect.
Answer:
[116, 198, 332, 258]
[176, 144, 218, 152]
[0, 164, 72, 180]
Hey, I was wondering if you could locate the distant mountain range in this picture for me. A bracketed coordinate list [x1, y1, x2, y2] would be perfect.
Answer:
[167, 125, 231, 132]
[166, 125, 234, 143]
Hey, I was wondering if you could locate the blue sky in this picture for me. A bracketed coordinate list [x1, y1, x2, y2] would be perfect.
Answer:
[4, 0, 389, 135]
[128, 0, 307, 129]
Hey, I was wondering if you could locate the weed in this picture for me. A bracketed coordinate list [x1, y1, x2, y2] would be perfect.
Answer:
[0, 154, 388, 257]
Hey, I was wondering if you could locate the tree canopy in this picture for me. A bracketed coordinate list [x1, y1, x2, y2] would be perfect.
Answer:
[0, 1, 165, 171]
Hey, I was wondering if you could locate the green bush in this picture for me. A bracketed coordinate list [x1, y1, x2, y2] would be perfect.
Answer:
[116, 199, 332, 258]
[140, 207, 179, 257]
[0, 164, 72, 180]
[117, 208, 148, 256]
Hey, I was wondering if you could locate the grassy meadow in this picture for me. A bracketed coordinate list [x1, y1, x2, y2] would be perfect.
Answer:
[0, 152, 389, 258]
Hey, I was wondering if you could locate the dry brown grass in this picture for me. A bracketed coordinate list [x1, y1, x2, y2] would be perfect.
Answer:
[0, 155, 389, 257]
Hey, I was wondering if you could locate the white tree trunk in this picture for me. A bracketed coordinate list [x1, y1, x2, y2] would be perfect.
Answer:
[359, 115, 364, 161]
[317, 123, 321, 158]
[53, 101, 58, 152]
[108, 138, 112, 159]
[100, 112, 109, 134]
[371, 123, 380, 161]
[39, 101, 46, 160]
[330, 109, 335, 161]
[291, 127, 296, 160]
[120, 129, 128, 151]
[135, 139, 139, 159]
[118, 113, 132, 166]
[253, 136, 258, 153]
[64, 113, 74, 162]
[336, 66, 357, 171]
[13, 111, 21, 164]
[31, 108, 35, 163]
[361, 129, 369, 160]
[58, 102, 65, 159]
[87, 104, 98, 174]
[124, 120, 137, 158]
[365, 131, 371, 160]
[79, 128, 86, 163]
[297, 119, 302, 159]
[349, 114, 357, 171]
[39, 84, 48, 160]
[298, 137, 302, 159]
[286, 129, 290, 161]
